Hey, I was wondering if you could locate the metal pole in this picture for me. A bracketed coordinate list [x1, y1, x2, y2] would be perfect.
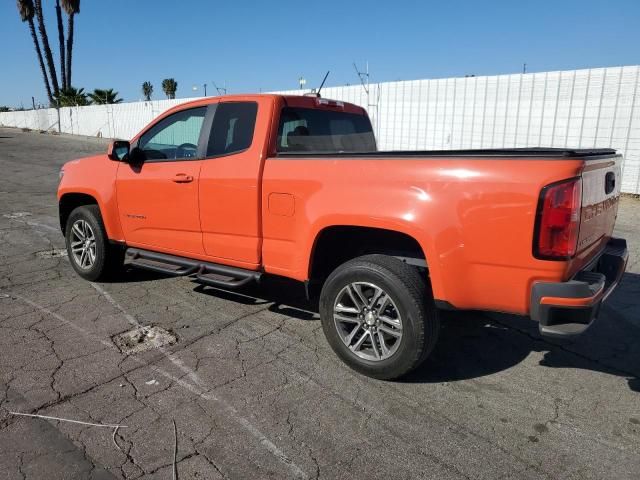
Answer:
[366, 61, 370, 111]
[203, 84, 207, 97]
[593, 68, 607, 148]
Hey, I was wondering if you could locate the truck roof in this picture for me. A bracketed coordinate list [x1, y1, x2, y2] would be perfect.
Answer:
[167, 94, 368, 115]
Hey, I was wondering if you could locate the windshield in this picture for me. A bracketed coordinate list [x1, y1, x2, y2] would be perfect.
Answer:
[276, 107, 376, 153]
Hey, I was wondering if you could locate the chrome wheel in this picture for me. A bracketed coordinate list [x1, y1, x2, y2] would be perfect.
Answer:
[70, 219, 96, 269]
[333, 282, 403, 361]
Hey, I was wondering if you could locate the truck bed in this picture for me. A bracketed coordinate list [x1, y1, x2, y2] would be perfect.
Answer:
[276, 147, 619, 159]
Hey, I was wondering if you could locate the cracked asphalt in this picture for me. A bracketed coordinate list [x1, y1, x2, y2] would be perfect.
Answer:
[0, 127, 639, 480]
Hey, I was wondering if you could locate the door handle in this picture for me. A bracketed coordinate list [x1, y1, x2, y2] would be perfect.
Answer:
[172, 173, 194, 183]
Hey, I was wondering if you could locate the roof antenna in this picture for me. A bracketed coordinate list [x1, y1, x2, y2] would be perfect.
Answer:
[304, 71, 330, 98]
[316, 71, 330, 97]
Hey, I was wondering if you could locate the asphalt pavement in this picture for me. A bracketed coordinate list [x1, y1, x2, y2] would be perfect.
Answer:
[0, 127, 639, 479]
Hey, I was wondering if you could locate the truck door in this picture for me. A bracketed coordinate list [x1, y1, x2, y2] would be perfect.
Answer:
[116, 106, 207, 256]
[198, 100, 264, 267]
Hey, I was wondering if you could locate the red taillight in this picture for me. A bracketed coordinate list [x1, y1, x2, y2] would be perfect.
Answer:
[534, 178, 582, 260]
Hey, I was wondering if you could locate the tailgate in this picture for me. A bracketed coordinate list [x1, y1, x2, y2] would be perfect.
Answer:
[576, 155, 622, 258]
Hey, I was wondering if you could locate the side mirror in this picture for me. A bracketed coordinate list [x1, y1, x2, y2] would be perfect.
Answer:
[128, 147, 146, 164]
[107, 140, 130, 161]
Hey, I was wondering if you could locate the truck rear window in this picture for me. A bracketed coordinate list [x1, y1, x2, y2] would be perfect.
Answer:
[276, 107, 376, 153]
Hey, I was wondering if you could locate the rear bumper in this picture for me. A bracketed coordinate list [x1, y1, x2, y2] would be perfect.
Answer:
[530, 237, 628, 337]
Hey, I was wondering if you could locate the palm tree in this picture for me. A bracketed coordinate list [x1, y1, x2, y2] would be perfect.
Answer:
[54, 86, 88, 107]
[54, 0, 66, 89]
[17, 0, 53, 103]
[162, 78, 178, 99]
[88, 88, 123, 105]
[61, 0, 80, 88]
[142, 81, 153, 101]
[34, 0, 59, 96]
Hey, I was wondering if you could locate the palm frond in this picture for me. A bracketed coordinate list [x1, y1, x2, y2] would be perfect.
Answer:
[17, 0, 35, 21]
[61, 0, 79, 15]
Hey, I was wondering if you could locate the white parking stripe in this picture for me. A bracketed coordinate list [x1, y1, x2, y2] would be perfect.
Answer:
[91, 282, 309, 479]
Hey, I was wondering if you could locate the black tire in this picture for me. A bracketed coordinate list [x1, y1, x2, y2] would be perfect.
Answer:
[64, 205, 124, 281]
[319, 254, 439, 380]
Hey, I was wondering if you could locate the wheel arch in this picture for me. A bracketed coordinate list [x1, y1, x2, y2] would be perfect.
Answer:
[308, 224, 429, 284]
[58, 193, 100, 236]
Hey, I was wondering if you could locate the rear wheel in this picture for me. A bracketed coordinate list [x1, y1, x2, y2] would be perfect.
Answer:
[319, 254, 439, 380]
[65, 205, 124, 281]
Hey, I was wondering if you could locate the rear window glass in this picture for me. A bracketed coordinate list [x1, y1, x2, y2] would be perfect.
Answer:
[276, 107, 376, 153]
[207, 102, 258, 156]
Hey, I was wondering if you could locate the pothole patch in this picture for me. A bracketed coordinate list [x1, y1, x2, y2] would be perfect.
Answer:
[113, 326, 176, 355]
[36, 248, 68, 259]
[3, 212, 32, 219]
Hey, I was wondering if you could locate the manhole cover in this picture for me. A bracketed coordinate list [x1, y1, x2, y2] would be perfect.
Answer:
[36, 248, 68, 259]
[3, 212, 32, 219]
[113, 326, 176, 355]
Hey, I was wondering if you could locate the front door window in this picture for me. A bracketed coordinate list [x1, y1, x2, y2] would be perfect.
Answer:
[138, 107, 206, 161]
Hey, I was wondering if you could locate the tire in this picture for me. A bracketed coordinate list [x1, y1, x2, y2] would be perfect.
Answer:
[319, 254, 440, 380]
[64, 205, 124, 282]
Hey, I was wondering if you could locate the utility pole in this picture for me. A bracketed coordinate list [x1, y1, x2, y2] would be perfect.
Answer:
[31, 97, 36, 110]
[523, 63, 527, 74]
[203, 84, 207, 97]
[354, 60, 380, 138]
[213, 81, 227, 95]
[353, 61, 370, 95]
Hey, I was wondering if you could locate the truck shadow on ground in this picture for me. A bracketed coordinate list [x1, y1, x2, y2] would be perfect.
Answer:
[144, 269, 640, 392]
[406, 272, 640, 393]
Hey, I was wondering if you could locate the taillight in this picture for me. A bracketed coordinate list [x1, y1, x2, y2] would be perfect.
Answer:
[533, 178, 582, 260]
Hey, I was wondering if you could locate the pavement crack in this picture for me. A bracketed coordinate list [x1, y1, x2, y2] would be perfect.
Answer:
[197, 450, 228, 479]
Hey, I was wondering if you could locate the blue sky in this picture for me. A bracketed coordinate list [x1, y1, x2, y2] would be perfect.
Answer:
[2, 0, 639, 107]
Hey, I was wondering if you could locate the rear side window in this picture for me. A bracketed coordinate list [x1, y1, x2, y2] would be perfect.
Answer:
[206, 102, 258, 157]
[276, 107, 376, 153]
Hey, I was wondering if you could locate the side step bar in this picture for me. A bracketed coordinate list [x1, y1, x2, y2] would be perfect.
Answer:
[126, 248, 261, 289]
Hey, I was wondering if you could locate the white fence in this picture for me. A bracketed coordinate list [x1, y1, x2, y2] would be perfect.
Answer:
[279, 66, 640, 194]
[2, 65, 640, 193]
[0, 98, 198, 140]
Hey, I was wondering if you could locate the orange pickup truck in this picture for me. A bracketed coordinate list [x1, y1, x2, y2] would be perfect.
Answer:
[57, 94, 628, 379]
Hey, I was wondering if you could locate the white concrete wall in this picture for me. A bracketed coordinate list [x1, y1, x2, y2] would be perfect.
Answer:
[0, 98, 199, 140]
[279, 66, 640, 194]
[2, 66, 640, 193]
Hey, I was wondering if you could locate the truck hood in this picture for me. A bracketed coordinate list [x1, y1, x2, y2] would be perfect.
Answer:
[58, 153, 119, 202]
[63, 154, 107, 171]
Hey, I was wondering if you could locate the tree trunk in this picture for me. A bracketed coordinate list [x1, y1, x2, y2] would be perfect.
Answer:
[34, 0, 59, 96]
[66, 14, 74, 89]
[55, 1, 67, 90]
[28, 19, 53, 104]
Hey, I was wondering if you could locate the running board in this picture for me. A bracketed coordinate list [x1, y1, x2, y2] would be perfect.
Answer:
[125, 248, 261, 289]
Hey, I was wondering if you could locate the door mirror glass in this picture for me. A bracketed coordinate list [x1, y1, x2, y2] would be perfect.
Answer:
[107, 140, 130, 161]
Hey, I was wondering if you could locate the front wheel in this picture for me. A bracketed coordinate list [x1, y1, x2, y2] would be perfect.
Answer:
[65, 205, 124, 281]
[319, 254, 440, 380]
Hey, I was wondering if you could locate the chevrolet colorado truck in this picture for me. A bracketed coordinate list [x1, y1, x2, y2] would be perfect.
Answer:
[57, 94, 628, 379]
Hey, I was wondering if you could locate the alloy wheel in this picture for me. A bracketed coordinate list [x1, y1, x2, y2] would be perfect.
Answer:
[70, 219, 97, 269]
[333, 282, 403, 361]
